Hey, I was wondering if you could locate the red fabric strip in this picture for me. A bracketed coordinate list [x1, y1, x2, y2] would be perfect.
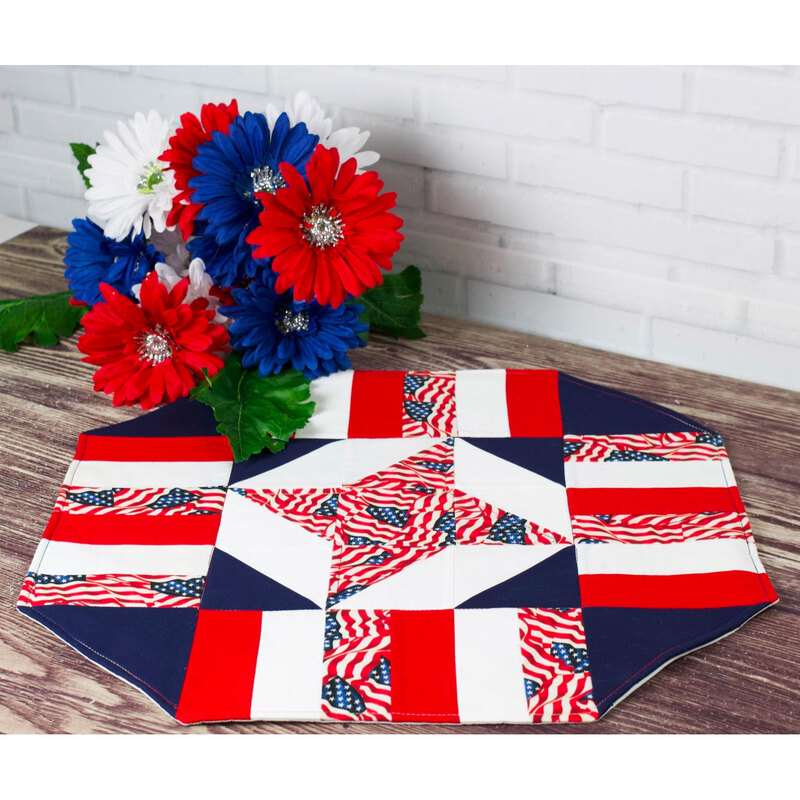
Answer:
[506, 369, 563, 437]
[76, 434, 233, 462]
[727, 486, 746, 514]
[176, 610, 262, 723]
[347, 370, 405, 438]
[45, 513, 222, 546]
[567, 486, 744, 515]
[580, 571, 778, 608]
[391, 609, 459, 723]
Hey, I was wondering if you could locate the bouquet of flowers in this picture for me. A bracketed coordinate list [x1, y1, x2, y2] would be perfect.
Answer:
[0, 93, 425, 460]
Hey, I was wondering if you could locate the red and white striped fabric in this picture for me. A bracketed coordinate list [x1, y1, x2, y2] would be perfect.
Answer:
[24, 433, 231, 608]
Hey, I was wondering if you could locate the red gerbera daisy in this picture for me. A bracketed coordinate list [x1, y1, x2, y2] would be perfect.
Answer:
[77, 272, 229, 410]
[246, 144, 404, 307]
[160, 100, 240, 240]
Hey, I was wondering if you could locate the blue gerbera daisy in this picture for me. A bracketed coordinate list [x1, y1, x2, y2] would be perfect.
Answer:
[222, 272, 368, 380]
[188, 111, 318, 285]
[63, 217, 164, 305]
[187, 223, 271, 287]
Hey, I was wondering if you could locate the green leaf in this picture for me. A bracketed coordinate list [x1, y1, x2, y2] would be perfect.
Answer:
[70, 142, 98, 189]
[0, 291, 87, 352]
[353, 265, 426, 340]
[191, 353, 316, 462]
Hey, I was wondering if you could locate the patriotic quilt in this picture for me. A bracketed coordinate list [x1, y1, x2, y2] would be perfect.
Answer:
[17, 369, 778, 724]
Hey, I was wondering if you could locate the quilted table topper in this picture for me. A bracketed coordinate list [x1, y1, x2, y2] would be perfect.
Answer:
[17, 369, 777, 724]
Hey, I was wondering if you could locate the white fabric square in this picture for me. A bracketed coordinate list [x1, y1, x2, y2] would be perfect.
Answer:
[69, 459, 233, 489]
[564, 459, 734, 488]
[453, 544, 570, 606]
[36, 541, 214, 576]
[454, 608, 530, 723]
[455, 369, 510, 437]
[330, 547, 456, 610]
[231, 438, 439, 490]
[454, 439, 572, 540]
[215, 490, 333, 607]
[576, 538, 764, 576]
[250, 609, 327, 719]
[294, 371, 354, 439]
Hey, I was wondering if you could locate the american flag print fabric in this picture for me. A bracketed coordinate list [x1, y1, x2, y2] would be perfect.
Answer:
[454, 489, 569, 545]
[233, 487, 340, 539]
[518, 607, 596, 723]
[55, 486, 227, 515]
[563, 432, 727, 462]
[402, 371, 457, 438]
[570, 511, 753, 544]
[19, 573, 205, 608]
[17, 368, 778, 724]
[322, 610, 392, 721]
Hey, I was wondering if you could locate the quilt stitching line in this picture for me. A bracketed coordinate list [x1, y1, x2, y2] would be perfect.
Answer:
[17, 373, 777, 724]
[715, 456, 774, 603]
[24, 435, 88, 601]
[20, 607, 180, 710]
[576, 453, 775, 712]
[592, 604, 777, 709]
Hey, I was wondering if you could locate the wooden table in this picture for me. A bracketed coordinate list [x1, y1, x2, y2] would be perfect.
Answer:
[1, 226, 797, 734]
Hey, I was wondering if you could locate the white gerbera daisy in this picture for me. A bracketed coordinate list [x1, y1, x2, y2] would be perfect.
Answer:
[85, 110, 178, 242]
[265, 91, 379, 171]
[148, 227, 191, 272]
[132, 257, 227, 324]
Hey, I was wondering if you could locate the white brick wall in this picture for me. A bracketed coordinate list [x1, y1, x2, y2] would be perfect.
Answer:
[1, 65, 799, 391]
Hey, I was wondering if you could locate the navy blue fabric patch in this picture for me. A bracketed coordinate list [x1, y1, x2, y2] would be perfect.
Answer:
[200, 548, 319, 610]
[557, 372, 718, 435]
[458, 546, 580, 609]
[582, 604, 773, 716]
[86, 397, 220, 438]
[463, 438, 565, 486]
[19, 606, 198, 715]
[229, 439, 336, 485]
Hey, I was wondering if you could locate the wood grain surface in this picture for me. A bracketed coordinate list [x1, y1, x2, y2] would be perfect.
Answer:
[1, 226, 797, 735]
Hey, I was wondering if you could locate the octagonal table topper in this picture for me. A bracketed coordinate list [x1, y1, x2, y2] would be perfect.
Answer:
[17, 369, 777, 724]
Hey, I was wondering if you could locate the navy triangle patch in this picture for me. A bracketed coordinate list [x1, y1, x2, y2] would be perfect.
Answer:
[463, 438, 565, 486]
[18, 605, 198, 716]
[458, 546, 580, 609]
[557, 371, 717, 435]
[582, 604, 775, 716]
[86, 396, 220, 438]
[200, 548, 319, 611]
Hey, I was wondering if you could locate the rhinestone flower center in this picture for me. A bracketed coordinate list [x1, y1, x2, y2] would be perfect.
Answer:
[301, 204, 345, 249]
[136, 325, 175, 365]
[247, 166, 286, 201]
[136, 162, 165, 193]
[275, 308, 311, 335]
